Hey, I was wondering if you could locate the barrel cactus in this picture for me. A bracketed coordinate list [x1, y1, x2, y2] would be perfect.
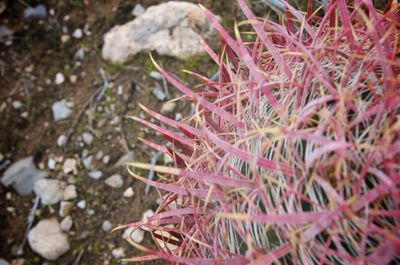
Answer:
[118, 0, 400, 264]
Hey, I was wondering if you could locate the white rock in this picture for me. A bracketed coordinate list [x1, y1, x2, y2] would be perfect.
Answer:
[1, 157, 48, 196]
[142, 209, 155, 222]
[60, 216, 73, 231]
[0, 258, 9, 265]
[59, 201, 73, 217]
[111, 247, 125, 259]
[82, 155, 93, 169]
[21, 111, 28, 118]
[12, 100, 22, 109]
[152, 85, 166, 101]
[123, 227, 144, 243]
[149, 71, 163, 80]
[63, 158, 77, 174]
[76, 200, 86, 209]
[88, 170, 102, 180]
[55, 73, 65, 85]
[105, 174, 123, 188]
[34, 179, 66, 205]
[123, 187, 134, 198]
[74, 48, 85, 61]
[63, 185, 77, 200]
[87, 209, 95, 215]
[102, 220, 112, 232]
[117, 85, 123, 95]
[102, 1, 217, 63]
[102, 155, 110, 165]
[72, 28, 83, 39]
[69, 75, 78, 83]
[47, 158, 56, 170]
[160, 102, 176, 114]
[95, 150, 104, 160]
[28, 218, 70, 260]
[57, 134, 67, 147]
[82, 132, 93, 145]
[52, 99, 71, 121]
[132, 3, 145, 17]
[61, 34, 70, 43]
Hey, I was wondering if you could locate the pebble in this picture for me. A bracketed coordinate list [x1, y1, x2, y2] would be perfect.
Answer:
[33, 179, 66, 205]
[105, 174, 123, 188]
[95, 150, 103, 160]
[123, 227, 144, 243]
[59, 201, 73, 217]
[82, 132, 94, 145]
[5, 192, 11, 200]
[149, 71, 163, 80]
[110, 116, 120, 125]
[0, 258, 9, 265]
[24, 4, 47, 21]
[102, 155, 110, 165]
[152, 85, 166, 101]
[117, 85, 123, 95]
[160, 101, 176, 114]
[57, 134, 67, 147]
[69, 75, 78, 83]
[63, 185, 77, 200]
[61, 34, 70, 43]
[60, 216, 73, 231]
[132, 3, 145, 17]
[77, 200, 86, 209]
[20, 111, 28, 118]
[142, 209, 155, 222]
[12, 101, 22, 110]
[74, 48, 85, 61]
[102, 220, 112, 232]
[88, 170, 102, 180]
[82, 155, 93, 169]
[28, 218, 70, 260]
[87, 209, 95, 216]
[47, 158, 56, 170]
[123, 187, 134, 198]
[52, 99, 71, 121]
[63, 158, 77, 174]
[111, 247, 125, 259]
[54, 73, 65, 85]
[72, 28, 83, 39]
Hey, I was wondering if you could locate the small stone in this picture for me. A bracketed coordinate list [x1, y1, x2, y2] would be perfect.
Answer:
[55, 73, 65, 85]
[59, 201, 73, 217]
[87, 209, 95, 216]
[61, 34, 70, 43]
[28, 218, 70, 260]
[20, 111, 28, 118]
[69, 75, 77, 83]
[24, 4, 47, 21]
[77, 200, 86, 209]
[163, 153, 173, 164]
[152, 85, 166, 101]
[12, 100, 22, 110]
[102, 155, 110, 165]
[142, 209, 155, 222]
[88, 170, 102, 180]
[123, 187, 134, 198]
[149, 71, 163, 80]
[123, 227, 144, 243]
[72, 28, 83, 39]
[117, 85, 123, 95]
[63, 185, 77, 200]
[57, 134, 67, 147]
[102, 220, 112, 232]
[74, 48, 85, 61]
[110, 116, 120, 125]
[82, 132, 94, 145]
[60, 216, 73, 232]
[0, 258, 9, 265]
[111, 247, 125, 259]
[52, 99, 71, 121]
[5, 192, 12, 200]
[95, 150, 103, 160]
[105, 174, 123, 188]
[63, 158, 77, 174]
[34, 179, 66, 205]
[47, 158, 56, 170]
[82, 155, 93, 169]
[160, 102, 176, 114]
[132, 3, 145, 17]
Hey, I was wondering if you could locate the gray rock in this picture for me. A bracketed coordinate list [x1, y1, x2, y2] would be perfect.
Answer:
[82, 155, 93, 169]
[74, 48, 85, 61]
[152, 85, 166, 101]
[52, 100, 71, 121]
[60, 216, 73, 232]
[47, 158, 56, 170]
[59, 201, 73, 217]
[63, 185, 77, 200]
[88, 170, 102, 180]
[57, 134, 67, 147]
[72, 28, 83, 39]
[0, 258, 9, 265]
[132, 4, 146, 17]
[102, 1, 217, 63]
[149, 71, 163, 80]
[12, 100, 22, 110]
[95, 150, 103, 160]
[114, 152, 133, 168]
[34, 179, 66, 205]
[76, 200, 86, 209]
[28, 218, 70, 260]
[105, 174, 123, 188]
[102, 220, 112, 232]
[160, 102, 176, 114]
[111, 247, 125, 259]
[102, 155, 110, 165]
[0, 26, 12, 40]
[1, 157, 48, 196]
[123, 227, 144, 243]
[82, 132, 93, 145]
[24, 4, 47, 21]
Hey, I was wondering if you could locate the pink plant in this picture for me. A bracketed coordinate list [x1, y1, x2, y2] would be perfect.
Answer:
[117, 0, 400, 264]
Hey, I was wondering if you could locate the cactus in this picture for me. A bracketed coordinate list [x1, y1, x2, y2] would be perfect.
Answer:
[118, 0, 400, 264]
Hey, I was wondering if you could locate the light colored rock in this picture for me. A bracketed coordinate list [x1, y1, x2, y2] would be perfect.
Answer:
[54, 73, 65, 85]
[149, 71, 163, 80]
[12, 100, 22, 109]
[88, 170, 102, 180]
[60, 216, 73, 231]
[111, 247, 125, 259]
[102, 155, 110, 165]
[28, 218, 70, 260]
[52, 99, 71, 121]
[102, 220, 112, 232]
[34, 179, 66, 205]
[1, 157, 48, 196]
[82, 155, 92, 169]
[63, 185, 77, 200]
[105, 174, 123, 188]
[63, 158, 77, 174]
[74, 48, 85, 61]
[152, 85, 166, 101]
[160, 101, 176, 114]
[123, 227, 144, 243]
[24, 4, 47, 21]
[82, 132, 93, 145]
[20, 111, 29, 118]
[95, 150, 103, 160]
[69, 75, 77, 83]
[72, 28, 83, 39]
[47, 157, 56, 170]
[102, 1, 217, 63]
[61, 34, 70, 43]
[59, 201, 73, 217]
[123, 187, 134, 198]
[142, 209, 155, 222]
[87, 209, 95, 216]
[132, 3, 145, 17]
[0, 258, 9, 265]
[77, 200, 86, 209]
[57, 134, 67, 147]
